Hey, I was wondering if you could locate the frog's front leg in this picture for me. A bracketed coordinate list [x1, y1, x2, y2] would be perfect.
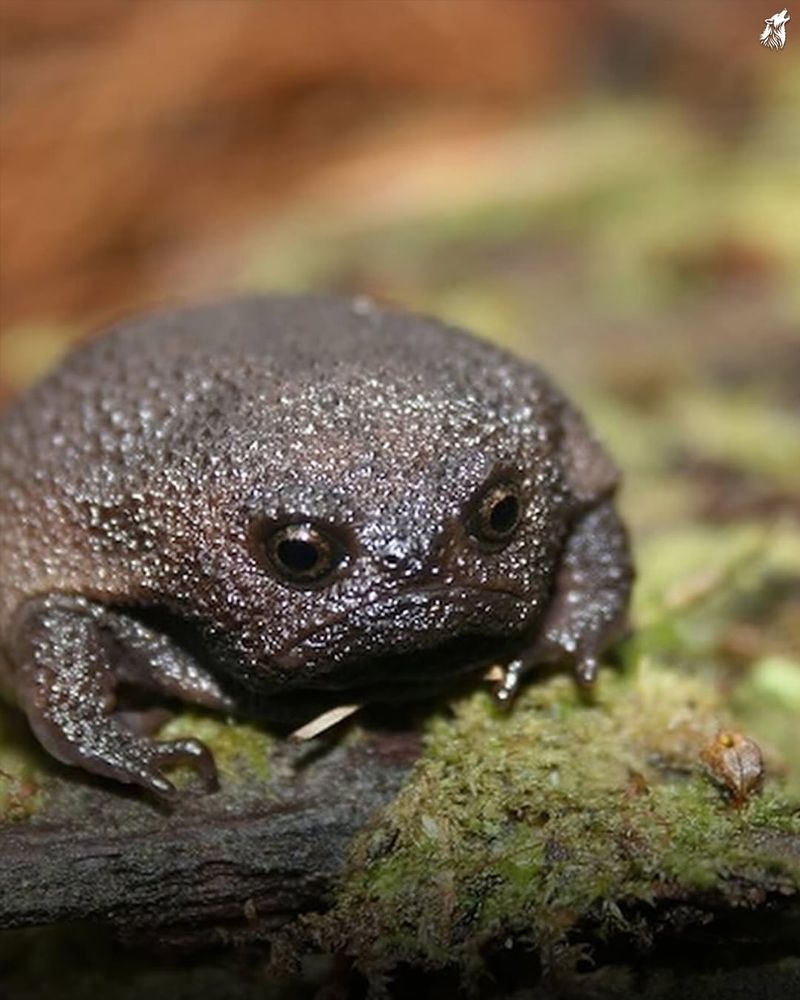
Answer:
[9, 595, 221, 798]
[494, 497, 633, 704]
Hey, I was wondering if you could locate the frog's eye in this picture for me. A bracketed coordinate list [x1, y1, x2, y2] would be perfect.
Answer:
[263, 523, 345, 586]
[467, 480, 524, 548]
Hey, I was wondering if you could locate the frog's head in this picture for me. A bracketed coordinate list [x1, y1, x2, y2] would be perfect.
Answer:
[167, 365, 584, 705]
[152, 326, 615, 709]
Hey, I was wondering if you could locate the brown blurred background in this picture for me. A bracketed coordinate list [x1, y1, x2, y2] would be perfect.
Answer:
[0, 0, 797, 403]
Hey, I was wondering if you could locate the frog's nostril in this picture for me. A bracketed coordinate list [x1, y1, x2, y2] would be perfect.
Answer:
[379, 540, 425, 576]
[379, 538, 407, 571]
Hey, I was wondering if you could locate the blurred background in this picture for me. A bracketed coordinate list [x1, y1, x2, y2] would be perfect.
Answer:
[1, 5, 800, 992]
[1, 0, 798, 399]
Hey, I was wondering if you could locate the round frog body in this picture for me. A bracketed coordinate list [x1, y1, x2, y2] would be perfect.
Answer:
[0, 295, 632, 797]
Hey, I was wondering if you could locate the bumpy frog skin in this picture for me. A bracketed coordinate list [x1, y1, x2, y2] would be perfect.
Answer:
[0, 295, 632, 797]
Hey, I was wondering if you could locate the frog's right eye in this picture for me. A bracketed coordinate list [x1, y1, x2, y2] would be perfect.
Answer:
[257, 521, 350, 588]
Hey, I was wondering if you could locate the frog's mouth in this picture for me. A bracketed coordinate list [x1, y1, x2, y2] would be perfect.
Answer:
[268, 586, 538, 701]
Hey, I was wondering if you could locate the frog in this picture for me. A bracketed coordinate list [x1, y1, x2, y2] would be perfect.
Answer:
[0, 294, 633, 798]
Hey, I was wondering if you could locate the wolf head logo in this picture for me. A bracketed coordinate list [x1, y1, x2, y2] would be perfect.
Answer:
[760, 8, 790, 49]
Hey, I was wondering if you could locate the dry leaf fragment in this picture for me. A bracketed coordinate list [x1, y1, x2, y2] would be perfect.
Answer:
[701, 730, 764, 808]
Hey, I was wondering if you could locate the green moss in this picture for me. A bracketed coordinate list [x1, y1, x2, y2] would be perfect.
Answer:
[630, 521, 800, 664]
[299, 660, 798, 976]
[0, 763, 43, 821]
[157, 712, 274, 784]
[0, 709, 47, 821]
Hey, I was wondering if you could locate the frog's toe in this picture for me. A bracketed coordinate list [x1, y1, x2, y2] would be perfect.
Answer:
[144, 738, 219, 798]
[573, 654, 599, 687]
[137, 766, 179, 800]
[490, 658, 525, 708]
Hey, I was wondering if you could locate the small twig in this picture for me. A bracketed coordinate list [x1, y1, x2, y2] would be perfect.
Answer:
[289, 704, 361, 741]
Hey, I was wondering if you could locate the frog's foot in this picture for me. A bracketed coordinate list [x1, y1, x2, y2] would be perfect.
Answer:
[10, 595, 219, 799]
[88, 735, 219, 799]
[492, 498, 632, 706]
[23, 669, 219, 798]
[490, 646, 599, 709]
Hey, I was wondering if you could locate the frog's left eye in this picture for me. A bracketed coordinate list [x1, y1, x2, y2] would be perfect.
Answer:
[467, 480, 524, 548]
